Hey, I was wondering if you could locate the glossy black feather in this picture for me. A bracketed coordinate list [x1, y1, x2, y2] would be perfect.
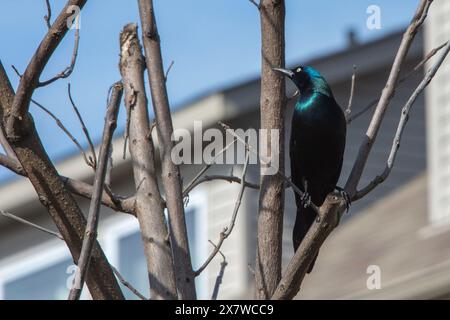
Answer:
[283, 66, 346, 273]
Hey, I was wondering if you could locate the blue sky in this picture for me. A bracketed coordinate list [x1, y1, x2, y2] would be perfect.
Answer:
[0, 0, 418, 180]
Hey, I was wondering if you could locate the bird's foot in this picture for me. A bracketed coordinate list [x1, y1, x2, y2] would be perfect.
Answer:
[335, 186, 351, 212]
[300, 191, 312, 208]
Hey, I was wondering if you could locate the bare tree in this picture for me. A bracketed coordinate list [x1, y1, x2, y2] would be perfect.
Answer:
[0, 0, 447, 300]
[119, 23, 177, 300]
[254, 0, 286, 300]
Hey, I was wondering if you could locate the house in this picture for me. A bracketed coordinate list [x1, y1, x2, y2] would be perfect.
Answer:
[0, 21, 433, 299]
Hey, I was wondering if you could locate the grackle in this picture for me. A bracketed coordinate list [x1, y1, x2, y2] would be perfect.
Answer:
[274, 66, 346, 273]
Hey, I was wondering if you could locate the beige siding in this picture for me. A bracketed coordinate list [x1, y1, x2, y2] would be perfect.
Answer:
[426, 1, 450, 223]
[203, 165, 250, 299]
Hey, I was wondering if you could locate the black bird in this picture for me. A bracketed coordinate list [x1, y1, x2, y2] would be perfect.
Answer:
[274, 66, 346, 273]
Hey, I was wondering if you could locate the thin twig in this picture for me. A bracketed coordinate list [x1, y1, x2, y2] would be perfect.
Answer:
[5, 0, 87, 140]
[347, 40, 447, 124]
[37, 28, 80, 87]
[0, 209, 145, 300]
[0, 154, 24, 174]
[344, 0, 433, 197]
[345, 65, 356, 117]
[209, 240, 228, 300]
[110, 265, 148, 300]
[1, 209, 63, 239]
[219, 121, 320, 212]
[194, 150, 250, 276]
[186, 174, 260, 195]
[354, 39, 450, 201]
[182, 138, 237, 197]
[0, 127, 17, 161]
[32, 98, 94, 168]
[0, 149, 135, 215]
[44, 0, 52, 29]
[68, 83, 97, 169]
[164, 60, 174, 81]
[69, 82, 123, 300]
[249, 0, 260, 9]
[10, 66, 95, 169]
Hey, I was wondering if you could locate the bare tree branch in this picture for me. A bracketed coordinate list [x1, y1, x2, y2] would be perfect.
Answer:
[345, 0, 432, 197]
[0, 153, 24, 174]
[110, 265, 148, 300]
[0, 66, 19, 160]
[69, 81, 123, 300]
[354, 39, 450, 201]
[271, 192, 345, 300]
[0, 151, 136, 215]
[1, 209, 63, 239]
[182, 138, 236, 197]
[44, 0, 52, 29]
[0, 130, 17, 161]
[255, 0, 286, 299]
[345, 65, 356, 118]
[209, 240, 228, 300]
[249, 0, 261, 10]
[62, 176, 136, 214]
[119, 23, 177, 300]
[37, 28, 80, 87]
[68, 83, 97, 168]
[10, 66, 95, 169]
[346, 37, 446, 124]
[184, 174, 260, 196]
[5, 0, 88, 140]
[32, 98, 94, 168]
[194, 150, 250, 276]
[138, 0, 196, 299]
[164, 60, 175, 82]
[219, 121, 320, 212]
[0, 60, 124, 300]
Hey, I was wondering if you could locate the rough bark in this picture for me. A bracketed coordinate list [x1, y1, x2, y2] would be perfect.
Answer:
[69, 82, 123, 300]
[255, 0, 286, 299]
[137, 0, 196, 299]
[119, 23, 177, 300]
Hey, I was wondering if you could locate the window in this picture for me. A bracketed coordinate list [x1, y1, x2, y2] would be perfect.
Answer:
[117, 232, 148, 299]
[0, 189, 208, 299]
[185, 188, 208, 299]
[104, 187, 209, 299]
[0, 244, 75, 300]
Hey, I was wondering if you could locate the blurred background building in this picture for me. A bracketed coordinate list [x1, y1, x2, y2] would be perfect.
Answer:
[0, 1, 449, 300]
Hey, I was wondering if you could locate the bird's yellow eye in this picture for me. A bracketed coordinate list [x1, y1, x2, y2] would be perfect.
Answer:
[296, 67, 302, 73]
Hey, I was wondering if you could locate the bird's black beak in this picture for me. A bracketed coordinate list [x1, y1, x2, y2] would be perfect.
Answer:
[272, 67, 294, 78]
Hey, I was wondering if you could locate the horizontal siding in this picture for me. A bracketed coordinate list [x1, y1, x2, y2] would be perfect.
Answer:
[426, 1, 450, 223]
[203, 165, 250, 299]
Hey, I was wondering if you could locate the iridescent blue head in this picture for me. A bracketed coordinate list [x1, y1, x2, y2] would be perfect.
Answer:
[273, 65, 333, 98]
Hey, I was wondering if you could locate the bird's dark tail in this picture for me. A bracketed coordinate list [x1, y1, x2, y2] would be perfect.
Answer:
[293, 206, 318, 273]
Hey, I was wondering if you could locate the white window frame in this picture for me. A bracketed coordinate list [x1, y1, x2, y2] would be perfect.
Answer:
[0, 187, 208, 299]
[185, 186, 209, 299]
[0, 239, 73, 299]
